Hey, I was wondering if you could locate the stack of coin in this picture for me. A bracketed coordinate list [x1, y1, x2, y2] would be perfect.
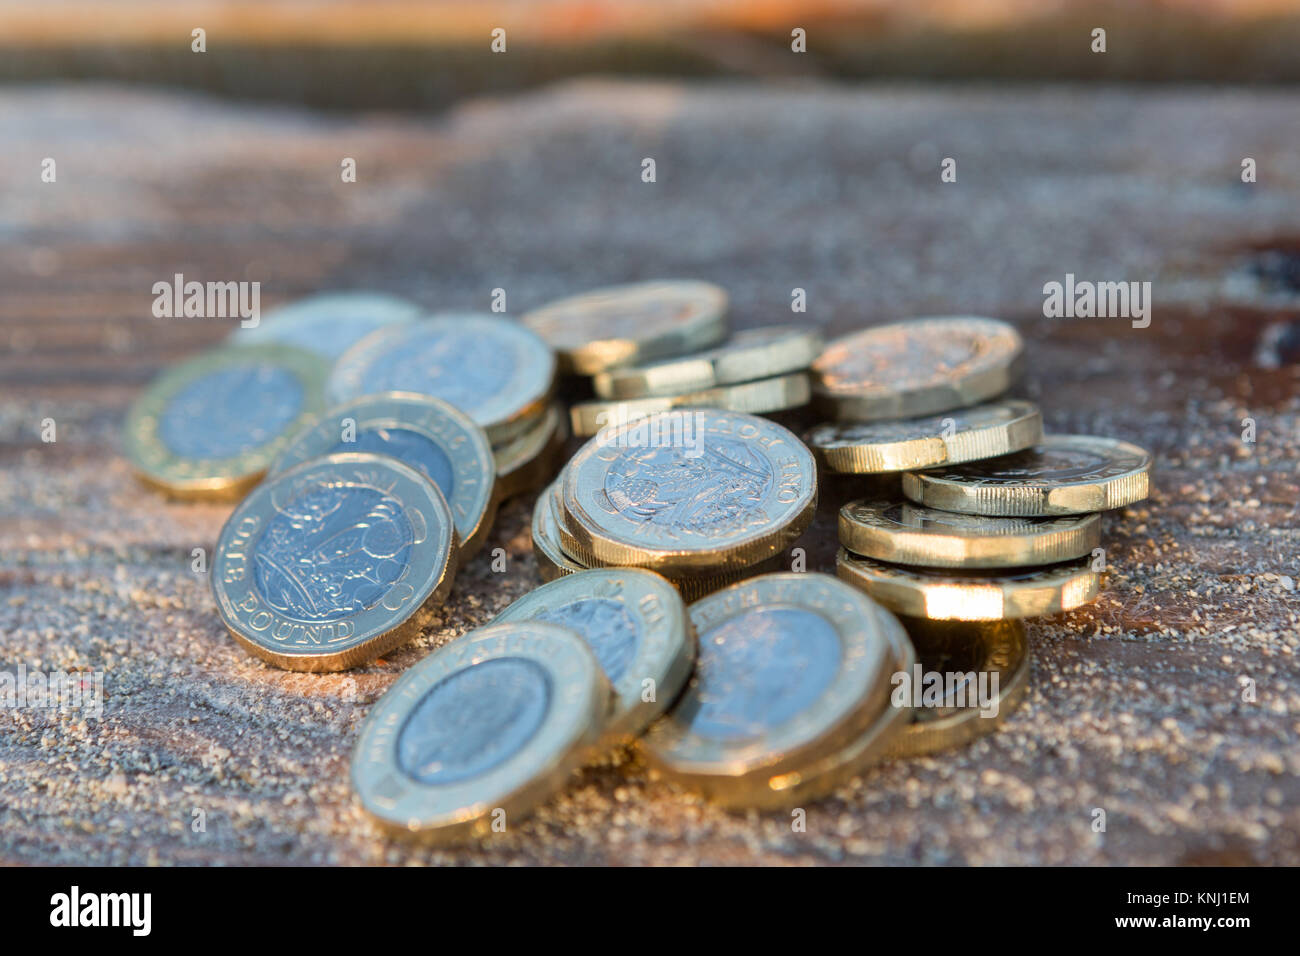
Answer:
[521, 280, 817, 437]
[534, 408, 818, 601]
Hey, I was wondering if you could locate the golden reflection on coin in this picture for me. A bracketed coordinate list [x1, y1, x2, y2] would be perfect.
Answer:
[494, 404, 567, 501]
[124, 344, 327, 499]
[902, 434, 1153, 516]
[212, 452, 458, 671]
[570, 373, 810, 437]
[839, 499, 1100, 569]
[532, 480, 585, 581]
[836, 549, 1100, 620]
[812, 317, 1024, 421]
[522, 279, 728, 375]
[351, 621, 610, 843]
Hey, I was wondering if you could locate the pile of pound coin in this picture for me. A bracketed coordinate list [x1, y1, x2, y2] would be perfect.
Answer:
[121, 287, 1153, 843]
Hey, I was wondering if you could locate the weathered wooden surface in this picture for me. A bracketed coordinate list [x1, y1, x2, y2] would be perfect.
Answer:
[1, 81, 1297, 865]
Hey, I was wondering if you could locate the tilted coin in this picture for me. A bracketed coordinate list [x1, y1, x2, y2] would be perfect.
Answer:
[807, 400, 1042, 474]
[592, 326, 824, 399]
[561, 409, 818, 574]
[212, 452, 458, 671]
[812, 316, 1024, 421]
[231, 291, 421, 360]
[124, 344, 327, 499]
[494, 569, 695, 742]
[836, 550, 1101, 620]
[351, 621, 610, 843]
[271, 393, 497, 559]
[902, 434, 1153, 516]
[327, 314, 555, 443]
[532, 480, 585, 581]
[522, 279, 728, 375]
[839, 499, 1100, 568]
[494, 404, 567, 501]
[569, 373, 810, 438]
[640, 572, 910, 808]
[884, 617, 1030, 759]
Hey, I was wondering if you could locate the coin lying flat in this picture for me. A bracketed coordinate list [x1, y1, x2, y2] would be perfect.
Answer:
[232, 291, 421, 360]
[640, 572, 909, 808]
[494, 569, 694, 742]
[532, 481, 585, 581]
[569, 373, 811, 437]
[327, 314, 555, 443]
[561, 410, 818, 574]
[839, 500, 1100, 569]
[124, 344, 328, 499]
[351, 621, 610, 843]
[812, 317, 1024, 421]
[494, 404, 567, 501]
[884, 618, 1030, 759]
[591, 326, 824, 399]
[836, 550, 1100, 620]
[212, 452, 458, 671]
[270, 393, 497, 559]
[522, 280, 728, 375]
[807, 400, 1042, 474]
[902, 434, 1153, 516]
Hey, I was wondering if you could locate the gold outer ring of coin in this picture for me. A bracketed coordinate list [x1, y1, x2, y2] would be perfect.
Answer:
[269, 391, 497, 560]
[494, 404, 567, 501]
[838, 499, 1101, 569]
[493, 568, 696, 744]
[591, 326, 824, 399]
[807, 399, 1042, 474]
[521, 279, 729, 375]
[883, 618, 1030, 759]
[212, 452, 459, 671]
[569, 373, 811, 438]
[836, 549, 1101, 620]
[640, 572, 912, 809]
[561, 410, 818, 574]
[350, 621, 610, 844]
[812, 316, 1024, 421]
[123, 344, 328, 500]
[532, 483, 585, 581]
[901, 434, 1153, 516]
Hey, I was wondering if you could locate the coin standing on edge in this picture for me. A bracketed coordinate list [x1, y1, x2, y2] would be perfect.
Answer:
[212, 452, 459, 671]
[839, 500, 1100, 569]
[351, 621, 610, 843]
[807, 400, 1042, 474]
[231, 291, 422, 360]
[327, 313, 555, 443]
[494, 569, 695, 742]
[522, 280, 728, 375]
[561, 410, 818, 574]
[569, 373, 811, 437]
[124, 344, 328, 499]
[271, 393, 497, 559]
[640, 572, 910, 808]
[494, 404, 567, 501]
[836, 550, 1101, 620]
[812, 316, 1024, 421]
[592, 326, 824, 399]
[902, 434, 1153, 516]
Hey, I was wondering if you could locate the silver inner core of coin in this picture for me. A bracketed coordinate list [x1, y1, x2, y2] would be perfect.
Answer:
[160, 364, 302, 459]
[357, 328, 517, 410]
[532, 598, 640, 684]
[327, 427, 455, 497]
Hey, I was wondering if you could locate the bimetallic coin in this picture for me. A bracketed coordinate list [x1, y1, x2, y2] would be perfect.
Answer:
[640, 572, 907, 808]
[561, 410, 818, 574]
[532, 482, 585, 581]
[494, 404, 567, 501]
[836, 550, 1101, 620]
[902, 434, 1153, 516]
[231, 291, 421, 360]
[592, 326, 824, 399]
[807, 400, 1042, 474]
[124, 344, 327, 499]
[212, 453, 459, 671]
[327, 314, 555, 443]
[569, 373, 810, 438]
[812, 317, 1024, 421]
[494, 569, 694, 742]
[839, 499, 1100, 569]
[271, 393, 497, 559]
[885, 618, 1030, 759]
[522, 280, 728, 375]
[351, 621, 610, 843]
